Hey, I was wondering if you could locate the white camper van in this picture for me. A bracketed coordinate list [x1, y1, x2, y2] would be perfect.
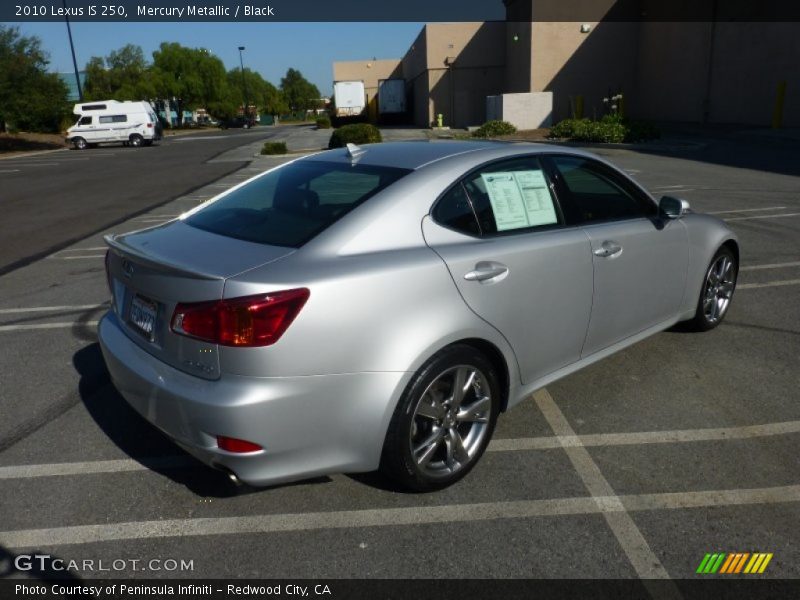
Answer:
[66, 100, 161, 150]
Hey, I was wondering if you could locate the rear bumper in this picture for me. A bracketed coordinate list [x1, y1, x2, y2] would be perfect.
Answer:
[98, 311, 409, 486]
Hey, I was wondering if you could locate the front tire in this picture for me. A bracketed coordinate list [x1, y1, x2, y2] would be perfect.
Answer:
[380, 345, 500, 491]
[72, 137, 87, 150]
[687, 246, 738, 331]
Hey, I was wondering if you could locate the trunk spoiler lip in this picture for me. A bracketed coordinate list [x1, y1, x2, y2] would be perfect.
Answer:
[104, 233, 225, 281]
[104, 233, 298, 282]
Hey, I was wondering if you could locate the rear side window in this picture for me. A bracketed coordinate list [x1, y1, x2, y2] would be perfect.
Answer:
[434, 156, 561, 236]
[184, 161, 410, 247]
[550, 156, 657, 224]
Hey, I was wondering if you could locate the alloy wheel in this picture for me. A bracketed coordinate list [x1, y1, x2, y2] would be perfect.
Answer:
[409, 365, 492, 479]
[702, 254, 736, 324]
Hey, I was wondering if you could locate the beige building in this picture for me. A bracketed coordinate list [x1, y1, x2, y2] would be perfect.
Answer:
[332, 0, 798, 129]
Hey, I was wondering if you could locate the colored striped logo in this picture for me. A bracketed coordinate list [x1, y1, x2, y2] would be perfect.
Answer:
[696, 552, 773, 574]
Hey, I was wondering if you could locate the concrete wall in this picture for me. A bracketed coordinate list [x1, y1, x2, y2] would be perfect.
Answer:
[531, 20, 639, 122]
[421, 22, 506, 128]
[487, 92, 554, 129]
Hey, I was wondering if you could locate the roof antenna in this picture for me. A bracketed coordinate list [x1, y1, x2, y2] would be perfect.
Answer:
[346, 143, 366, 161]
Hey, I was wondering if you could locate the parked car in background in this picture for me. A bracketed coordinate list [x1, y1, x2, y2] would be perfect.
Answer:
[99, 142, 739, 492]
[220, 116, 257, 129]
[66, 100, 161, 149]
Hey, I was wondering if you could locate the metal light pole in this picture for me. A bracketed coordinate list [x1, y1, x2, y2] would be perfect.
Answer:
[63, 0, 83, 101]
[238, 46, 249, 119]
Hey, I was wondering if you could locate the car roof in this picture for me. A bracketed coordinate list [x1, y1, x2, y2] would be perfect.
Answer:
[300, 140, 590, 171]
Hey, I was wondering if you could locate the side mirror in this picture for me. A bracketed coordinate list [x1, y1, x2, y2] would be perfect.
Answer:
[659, 195, 691, 219]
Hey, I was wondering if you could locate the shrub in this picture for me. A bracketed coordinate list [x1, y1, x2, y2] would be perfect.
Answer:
[316, 116, 331, 129]
[549, 118, 591, 139]
[549, 117, 659, 144]
[328, 123, 382, 148]
[260, 141, 288, 155]
[472, 120, 517, 138]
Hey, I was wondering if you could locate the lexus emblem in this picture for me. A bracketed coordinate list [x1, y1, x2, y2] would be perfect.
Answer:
[122, 258, 134, 278]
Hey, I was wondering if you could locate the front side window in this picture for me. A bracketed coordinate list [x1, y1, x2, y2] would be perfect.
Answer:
[434, 156, 561, 237]
[78, 116, 92, 125]
[550, 156, 656, 224]
[184, 161, 410, 247]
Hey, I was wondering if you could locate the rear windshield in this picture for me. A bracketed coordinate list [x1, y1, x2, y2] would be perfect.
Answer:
[184, 160, 411, 247]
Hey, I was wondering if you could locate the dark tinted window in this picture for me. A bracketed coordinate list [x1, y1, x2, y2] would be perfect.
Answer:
[78, 116, 92, 125]
[432, 183, 480, 236]
[551, 156, 656, 223]
[461, 156, 560, 236]
[81, 104, 106, 111]
[184, 161, 410, 247]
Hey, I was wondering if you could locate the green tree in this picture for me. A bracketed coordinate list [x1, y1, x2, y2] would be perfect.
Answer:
[0, 25, 68, 132]
[280, 68, 321, 113]
[225, 68, 288, 121]
[83, 44, 155, 101]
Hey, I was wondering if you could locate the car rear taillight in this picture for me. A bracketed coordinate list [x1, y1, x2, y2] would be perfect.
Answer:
[146, 122, 153, 128]
[216, 435, 263, 453]
[171, 288, 309, 347]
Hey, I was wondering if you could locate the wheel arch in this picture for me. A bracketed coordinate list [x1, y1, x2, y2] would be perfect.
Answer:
[445, 337, 512, 414]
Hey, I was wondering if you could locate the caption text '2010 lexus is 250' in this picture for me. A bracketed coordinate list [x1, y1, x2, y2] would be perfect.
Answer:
[99, 141, 738, 491]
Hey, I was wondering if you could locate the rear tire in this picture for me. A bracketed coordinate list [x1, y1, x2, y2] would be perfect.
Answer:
[380, 345, 500, 492]
[129, 134, 143, 147]
[72, 137, 87, 150]
[686, 246, 737, 331]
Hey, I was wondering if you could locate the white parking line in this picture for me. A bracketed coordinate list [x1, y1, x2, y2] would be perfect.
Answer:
[707, 206, 786, 215]
[0, 169, 21, 173]
[738, 279, 800, 290]
[56, 247, 107, 253]
[47, 255, 105, 260]
[741, 261, 800, 271]
[725, 212, 800, 222]
[0, 321, 98, 332]
[0, 304, 106, 315]
[489, 419, 800, 451]
[534, 390, 674, 585]
[0, 456, 194, 479]
[2, 484, 798, 550]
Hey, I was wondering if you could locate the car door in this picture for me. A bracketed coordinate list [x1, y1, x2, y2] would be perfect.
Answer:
[545, 155, 688, 357]
[76, 115, 96, 141]
[422, 155, 594, 385]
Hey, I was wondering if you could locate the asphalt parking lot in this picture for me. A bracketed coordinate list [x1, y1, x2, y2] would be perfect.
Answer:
[0, 129, 798, 587]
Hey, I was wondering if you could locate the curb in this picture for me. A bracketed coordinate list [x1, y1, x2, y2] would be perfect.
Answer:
[0, 147, 69, 161]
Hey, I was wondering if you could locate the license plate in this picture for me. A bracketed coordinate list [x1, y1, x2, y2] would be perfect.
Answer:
[129, 294, 158, 341]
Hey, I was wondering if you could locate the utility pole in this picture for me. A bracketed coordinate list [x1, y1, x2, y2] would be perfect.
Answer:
[238, 46, 249, 119]
[63, 0, 83, 101]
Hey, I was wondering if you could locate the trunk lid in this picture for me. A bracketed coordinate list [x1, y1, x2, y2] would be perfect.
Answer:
[105, 221, 295, 380]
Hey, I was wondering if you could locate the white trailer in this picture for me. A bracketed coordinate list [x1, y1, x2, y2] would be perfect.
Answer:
[66, 100, 162, 150]
[333, 81, 366, 118]
[378, 79, 406, 114]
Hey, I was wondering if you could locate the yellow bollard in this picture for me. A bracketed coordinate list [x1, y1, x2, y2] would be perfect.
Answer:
[575, 95, 584, 119]
[772, 81, 787, 129]
[437, 113, 444, 128]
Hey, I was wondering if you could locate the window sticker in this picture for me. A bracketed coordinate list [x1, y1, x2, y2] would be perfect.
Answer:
[481, 170, 558, 231]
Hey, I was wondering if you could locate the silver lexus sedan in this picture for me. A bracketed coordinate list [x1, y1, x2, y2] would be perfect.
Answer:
[99, 141, 739, 491]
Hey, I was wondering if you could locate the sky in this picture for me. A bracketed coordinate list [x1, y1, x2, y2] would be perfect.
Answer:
[10, 22, 426, 95]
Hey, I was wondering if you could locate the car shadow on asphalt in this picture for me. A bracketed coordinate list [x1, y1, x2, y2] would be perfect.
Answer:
[74, 343, 333, 498]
